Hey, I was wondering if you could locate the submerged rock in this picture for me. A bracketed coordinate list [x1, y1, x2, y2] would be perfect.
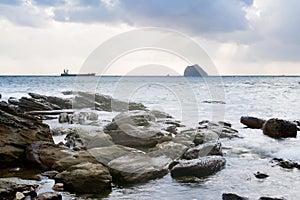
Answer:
[240, 116, 266, 129]
[263, 118, 297, 138]
[170, 156, 226, 178]
[222, 193, 249, 200]
[108, 154, 171, 184]
[54, 162, 112, 194]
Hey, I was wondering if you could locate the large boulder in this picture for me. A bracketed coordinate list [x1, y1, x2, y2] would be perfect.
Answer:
[104, 110, 172, 148]
[0, 102, 52, 168]
[26, 141, 74, 170]
[170, 156, 226, 178]
[262, 118, 297, 138]
[54, 162, 112, 194]
[108, 154, 171, 184]
[147, 141, 188, 160]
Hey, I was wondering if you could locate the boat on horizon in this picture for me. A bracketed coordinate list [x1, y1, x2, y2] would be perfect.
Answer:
[61, 69, 96, 76]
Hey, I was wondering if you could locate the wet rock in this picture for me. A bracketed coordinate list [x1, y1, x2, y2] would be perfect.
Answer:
[222, 193, 249, 200]
[36, 192, 62, 200]
[147, 141, 188, 160]
[254, 171, 269, 179]
[0, 180, 38, 200]
[271, 158, 300, 169]
[0, 102, 52, 168]
[259, 197, 286, 200]
[108, 154, 171, 184]
[181, 142, 223, 160]
[150, 110, 173, 119]
[52, 183, 64, 191]
[198, 120, 239, 139]
[240, 116, 266, 129]
[26, 141, 73, 170]
[173, 129, 201, 147]
[54, 162, 112, 194]
[15, 192, 25, 200]
[170, 156, 226, 178]
[41, 171, 59, 178]
[58, 113, 68, 123]
[263, 118, 297, 138]
[104, 110, 172, 148]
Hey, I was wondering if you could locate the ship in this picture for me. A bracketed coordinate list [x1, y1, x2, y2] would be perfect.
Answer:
[61, 69, 96, 76]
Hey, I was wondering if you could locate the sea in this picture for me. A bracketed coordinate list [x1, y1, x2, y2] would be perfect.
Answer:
[0, 75, 300, 200]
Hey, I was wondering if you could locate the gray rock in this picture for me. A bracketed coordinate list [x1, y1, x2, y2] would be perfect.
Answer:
[240, 116, 266, 129]
[36, 192, 62, 200]
[58, 112, 68, 123]
[263, 118, 297, 138]
[184, 64, 208, 76]
[108, 154, 171, 184]
[181, 142, 223, 160]
[170, 156, 226, 178]
[198, 120, 239, 139]
[148, 141, 188, 160]
[54, 162, 112, 194]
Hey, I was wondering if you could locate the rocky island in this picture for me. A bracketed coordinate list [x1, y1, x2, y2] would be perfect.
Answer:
[183, 64, 208, 76]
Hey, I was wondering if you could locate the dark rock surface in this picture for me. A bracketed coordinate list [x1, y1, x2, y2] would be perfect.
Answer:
[240, 116, 266, 129]
[55, 162, 112, 194]
[36, 192, 62, 200]
[271, 158, 300, 169]
[0, 101, 52, 168]
[262, 118, 297, 138]
[184, 64, 208, 76]
[170, 156, 226, 178]
[254, 171, 269, 179]
[222, 193, 249, 200]
[0, 180, 38, 200]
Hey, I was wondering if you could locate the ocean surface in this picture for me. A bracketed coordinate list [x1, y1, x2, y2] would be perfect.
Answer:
[1, 76, 300, 199]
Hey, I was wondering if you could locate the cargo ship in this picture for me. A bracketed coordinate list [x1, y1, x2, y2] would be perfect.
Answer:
[61, 69, 95, 76]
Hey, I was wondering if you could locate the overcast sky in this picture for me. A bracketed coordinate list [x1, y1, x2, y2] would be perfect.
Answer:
[0, 0, 299, 75]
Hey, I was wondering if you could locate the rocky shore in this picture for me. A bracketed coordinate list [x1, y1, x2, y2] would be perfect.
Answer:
[0, 92, 298, 199]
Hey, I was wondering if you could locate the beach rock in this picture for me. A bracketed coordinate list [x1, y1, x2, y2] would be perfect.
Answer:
[108, 154, 171, 184]
[184, 64, 208, 76]
[271, 158, 300, 169]
[222, 193, 249, 200]
[181, 142, 223, 160]
[73, 91, 147, 111]
[0, 180, 38, 200]
[150, 110, 173, 119]
[36, 192, 62, 200]
[240, 116, 266, 129]
[26, 141, 73, 170]
[254, 171, 269, 179]
[262, 118, 297, 138]
[170, 156, 226, 178]
[54, 162, 112, 194]
[198, 120, 239, 139]
[0, 102, 52, 168]
[104, 110, 172, 148]
[147, 141, 188, 160]
[53, 145, 140, 171]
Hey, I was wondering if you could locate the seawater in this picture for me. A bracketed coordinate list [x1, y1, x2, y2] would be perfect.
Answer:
[0, 76, 300, 199]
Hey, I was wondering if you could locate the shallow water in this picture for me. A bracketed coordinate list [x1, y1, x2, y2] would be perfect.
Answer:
[1, 76, 300, 199]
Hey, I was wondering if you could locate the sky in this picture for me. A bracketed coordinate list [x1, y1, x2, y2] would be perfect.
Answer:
[0, 0, 299, 75]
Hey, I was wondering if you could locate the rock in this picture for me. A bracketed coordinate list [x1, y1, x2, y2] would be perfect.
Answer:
[41, 171, 59, 178]
[104, 110, 172, 148]
[15, 192, 25, 200]
[254, 171, 269, 179]
[259, 197, 286, 200]
[0, 180, 38, 200]
[0, 102, 52, 168]
[58, 113, 68, 123]
[170, 156, 226, 178]
[198, 120, 239, 139]
[54, 162, 112, 194]
[147, 141, 188, 160]
[271, 158, 300, 169]
[184, 64, 208, 76]
[150, 110, 173, 119]
[53, 145, 140, 171]
[181, 142, 223, 160]
[52, 183, 64, 191]
[0, 94, 1, 99]
[202, 100, 226, 104]
[240, 116, 266, 129]
[36, 192, 62, 200]
[262, 118, 297, 138]
[222, 193, 249, 200]
[108, 154, 171, 184]
[26, 141, 73, 170]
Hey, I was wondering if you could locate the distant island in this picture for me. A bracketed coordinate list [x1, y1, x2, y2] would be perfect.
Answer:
[184, 64, 208, 76]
